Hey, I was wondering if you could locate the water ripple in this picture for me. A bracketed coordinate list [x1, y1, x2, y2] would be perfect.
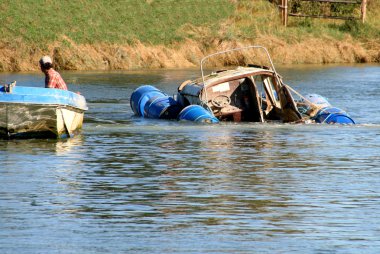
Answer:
[1, 66, 380, 253]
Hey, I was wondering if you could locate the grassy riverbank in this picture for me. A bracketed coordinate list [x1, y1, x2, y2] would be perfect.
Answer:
[0, 0, 379, 71]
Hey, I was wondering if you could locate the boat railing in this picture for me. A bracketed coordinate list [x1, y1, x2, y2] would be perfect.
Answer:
[200, 45, 281, 104]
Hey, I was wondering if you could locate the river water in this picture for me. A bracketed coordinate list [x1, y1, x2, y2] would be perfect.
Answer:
[1, 64, 380, 253]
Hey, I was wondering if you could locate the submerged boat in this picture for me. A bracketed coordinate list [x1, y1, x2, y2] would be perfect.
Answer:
[0, 82, 88, 139]
[131, 45, 354, 125]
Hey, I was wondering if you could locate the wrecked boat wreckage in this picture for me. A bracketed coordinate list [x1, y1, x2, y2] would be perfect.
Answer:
[130, 45, 355, 125]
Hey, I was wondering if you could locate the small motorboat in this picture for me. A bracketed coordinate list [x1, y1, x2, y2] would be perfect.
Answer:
[0, 82, 88, 139]
[131, 45, 354, 125]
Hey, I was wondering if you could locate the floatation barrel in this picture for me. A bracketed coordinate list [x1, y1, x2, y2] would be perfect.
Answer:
[130, 85, 166, 116]
[144, 96, 183, 119]
[314, 107, 355, 124]
[178, 105, 219, 123]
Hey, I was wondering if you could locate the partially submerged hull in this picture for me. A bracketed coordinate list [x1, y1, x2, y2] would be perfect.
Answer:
[0, 85, 87, 139]
[130, 46, 354, 125]
[176, 46, 354, 124]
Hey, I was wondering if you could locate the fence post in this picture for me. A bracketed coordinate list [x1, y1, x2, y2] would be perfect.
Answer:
[279, 0, 288, 26]
[361, 0, 367, 23]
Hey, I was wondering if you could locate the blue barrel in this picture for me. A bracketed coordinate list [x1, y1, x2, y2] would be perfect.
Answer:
[144, 96, 183, 119]
[130, 85, 166, 116]
[178, 105, 219, 123]
[314, 107, 355, 124]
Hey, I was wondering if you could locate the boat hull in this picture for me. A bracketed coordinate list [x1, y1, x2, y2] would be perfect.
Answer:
[0, 86, 87, 139]
[0, 103, 84, 139]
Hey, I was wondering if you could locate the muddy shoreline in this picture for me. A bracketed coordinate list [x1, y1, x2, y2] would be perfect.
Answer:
[1, 36, 379, 72]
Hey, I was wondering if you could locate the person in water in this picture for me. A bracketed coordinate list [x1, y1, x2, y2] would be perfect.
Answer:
[39, 56, 68, 90]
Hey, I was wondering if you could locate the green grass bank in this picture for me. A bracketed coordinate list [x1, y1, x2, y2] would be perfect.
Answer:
[0, 0, 379, 71]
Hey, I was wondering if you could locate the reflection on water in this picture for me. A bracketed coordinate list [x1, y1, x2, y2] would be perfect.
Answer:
[1, 136, 84, 156]
[1, 65, 380, 253]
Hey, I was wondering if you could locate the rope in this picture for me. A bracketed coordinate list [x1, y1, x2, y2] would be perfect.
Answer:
[284, 84, 325, 117]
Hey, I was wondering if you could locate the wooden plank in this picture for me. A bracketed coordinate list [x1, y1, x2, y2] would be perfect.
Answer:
[288, 13, 358, 20]
[300, 0, 361, 4]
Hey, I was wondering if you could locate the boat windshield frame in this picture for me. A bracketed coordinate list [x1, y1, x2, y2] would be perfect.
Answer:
[200, 45, 281, 103]
[200, 45, 279, 85]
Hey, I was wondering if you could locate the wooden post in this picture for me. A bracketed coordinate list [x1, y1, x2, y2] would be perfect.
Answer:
[284, 0, 288, 26]
[361, 0, 367, 23]
[279, 0, 288, 26]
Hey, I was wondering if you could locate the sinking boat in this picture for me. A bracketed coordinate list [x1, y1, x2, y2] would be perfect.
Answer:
[177, 46, 355, 124]
[0, 82, 88, 139]
[131, 45, 354, 125]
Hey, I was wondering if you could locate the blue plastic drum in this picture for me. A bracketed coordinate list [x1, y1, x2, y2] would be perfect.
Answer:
[130, 85, 166, 116]
[144, 96, 183, 119]
[314, 107, 355, 124]
[178, 105, 219, 123]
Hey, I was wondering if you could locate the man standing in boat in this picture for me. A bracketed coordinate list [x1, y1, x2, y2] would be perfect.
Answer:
[39, 56, 68, 90]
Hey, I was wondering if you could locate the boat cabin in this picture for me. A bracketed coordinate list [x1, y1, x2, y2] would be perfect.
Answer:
[178, 66, 302, 123]
[133, 45, 354, 124]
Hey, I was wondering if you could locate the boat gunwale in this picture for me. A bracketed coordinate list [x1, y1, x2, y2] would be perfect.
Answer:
[0, 86, 88, 111]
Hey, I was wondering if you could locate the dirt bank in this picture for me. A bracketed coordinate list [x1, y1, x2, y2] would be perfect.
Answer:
[1, 35, 379, 72]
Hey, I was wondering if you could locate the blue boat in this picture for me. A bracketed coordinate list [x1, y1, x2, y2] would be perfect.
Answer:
[0, 82, 88, 139]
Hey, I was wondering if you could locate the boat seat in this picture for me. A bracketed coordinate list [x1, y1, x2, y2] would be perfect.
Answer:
[220, 105, 243, 122]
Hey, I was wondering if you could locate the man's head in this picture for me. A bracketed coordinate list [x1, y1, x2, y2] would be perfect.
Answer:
[39, 56, 53, 71]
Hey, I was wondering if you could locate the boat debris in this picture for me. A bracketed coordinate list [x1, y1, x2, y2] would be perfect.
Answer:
[130, 45, 354, 125]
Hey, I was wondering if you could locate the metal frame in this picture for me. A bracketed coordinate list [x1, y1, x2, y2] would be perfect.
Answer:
[200, 46, 282, 103]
